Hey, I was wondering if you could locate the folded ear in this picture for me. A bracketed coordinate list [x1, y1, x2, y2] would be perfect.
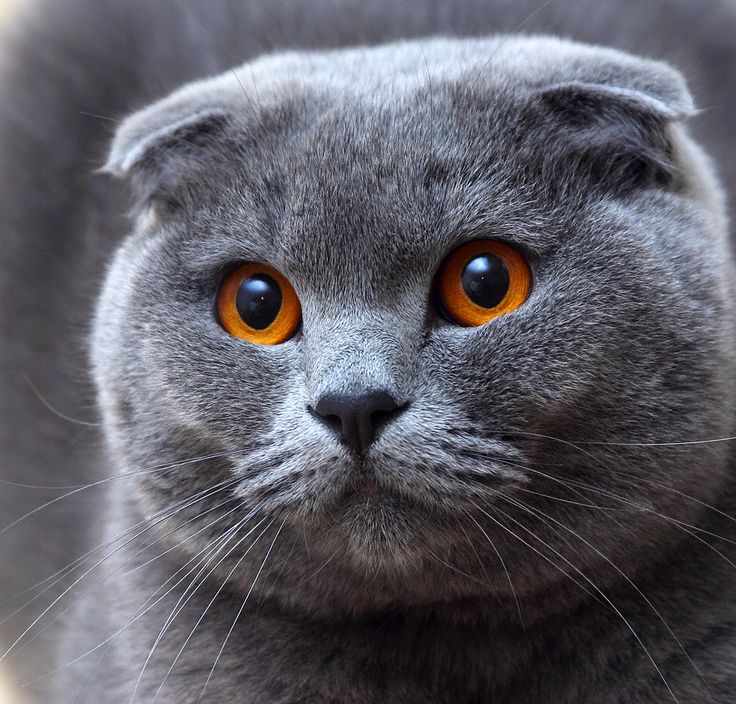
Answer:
[101, 72, 246, 200]
[538, 75, 694, 124]
[527, 41, 696, 191]
[103, 107, 229, 178]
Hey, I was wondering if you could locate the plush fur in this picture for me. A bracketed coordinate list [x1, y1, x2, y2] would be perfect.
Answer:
[1, 1, 736, 703]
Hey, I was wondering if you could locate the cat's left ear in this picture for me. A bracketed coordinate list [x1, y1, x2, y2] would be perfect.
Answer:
[529, 43, 697, 189]
[537, 77, 694, 122]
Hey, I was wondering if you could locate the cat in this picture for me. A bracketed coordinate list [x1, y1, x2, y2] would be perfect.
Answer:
[1, 0, 736, 702]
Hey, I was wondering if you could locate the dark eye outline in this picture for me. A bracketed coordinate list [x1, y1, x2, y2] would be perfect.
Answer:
[216, 262, 302, 344]
[435, 240, 532, 326]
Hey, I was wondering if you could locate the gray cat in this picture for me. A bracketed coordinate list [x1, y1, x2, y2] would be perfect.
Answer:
[1, 0, 736, 702]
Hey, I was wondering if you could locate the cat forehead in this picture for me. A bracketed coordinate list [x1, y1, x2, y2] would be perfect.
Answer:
[162, 87, 556, 278]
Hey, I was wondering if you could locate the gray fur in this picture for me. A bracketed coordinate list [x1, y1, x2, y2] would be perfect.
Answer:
[2, 1, 736, 703]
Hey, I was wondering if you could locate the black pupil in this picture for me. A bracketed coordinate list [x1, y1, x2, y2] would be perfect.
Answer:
[236, 273, 282, 329]
[461, 254, 509, 309]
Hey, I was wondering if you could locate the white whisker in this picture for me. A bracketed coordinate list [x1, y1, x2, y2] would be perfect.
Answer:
[197, 519, 286, 702]
[148, 517, 276, 703]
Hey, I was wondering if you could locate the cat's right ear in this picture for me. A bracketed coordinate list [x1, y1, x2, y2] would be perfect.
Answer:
[101, 75, 241, 198]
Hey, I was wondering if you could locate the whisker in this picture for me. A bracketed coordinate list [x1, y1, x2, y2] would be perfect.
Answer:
[294, 549, 340, 588]
[461, 509, 524, 626]
[482, 456, 736, 587]
[473, 436, 736, 541]
[197, 519, 286, 702]
[79, 111, 122, 124]
[418, 41, 435, 159]
[514, 486, 622, 510]
[7, 493, 244, 654]
[21, 371, 100, 427]
[520, 464, 736, 549]
[129, 510, 269, 703]
[497, 492, 714, 700]
[72, 641, 110, 704]
[1, 476, 245, 660]
[1, 474, 242, 622]
[475, 446, 736, 578]
[27, 503, 264, 689]
[248, 66, 264, 113]
[457, 520, 494, 586]
[112, 499, 243, 583]
[426, 547, 491, 587]
[230, 68, 260, 116]
[488, 428, 736, 526]
[254, 537, 294, 616]
[575, 436, 736, 448]
[0, 447, 248, 534]
[466, 0, 557, 93]
[149, 517, 276, 703]
[475, 499, 680, 703]
[469, 498, 600, 601]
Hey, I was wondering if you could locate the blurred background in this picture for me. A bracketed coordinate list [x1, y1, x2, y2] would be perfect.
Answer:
[0, 8, 12, 698]
[0, 0, 14, 675]
[0, 0, 15, 679]
[2, 2, 21, 700]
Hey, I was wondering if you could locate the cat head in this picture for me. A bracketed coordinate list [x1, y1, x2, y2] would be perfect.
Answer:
[94, 36, 736, 615]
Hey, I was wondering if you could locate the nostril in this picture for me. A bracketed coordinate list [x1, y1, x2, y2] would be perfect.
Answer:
[370, 402, 408, 431]
[322, 412, 342, 434]
[307, 404, 341, 431]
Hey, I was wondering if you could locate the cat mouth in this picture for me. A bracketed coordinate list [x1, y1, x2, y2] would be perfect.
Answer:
[338, 472, 385, 502]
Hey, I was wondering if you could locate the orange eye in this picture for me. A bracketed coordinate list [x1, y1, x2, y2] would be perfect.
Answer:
[216, 263, 301, 344]
[436, 240, 531, 326]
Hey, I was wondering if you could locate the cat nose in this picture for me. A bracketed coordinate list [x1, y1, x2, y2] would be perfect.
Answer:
[313, 390, 405, 454]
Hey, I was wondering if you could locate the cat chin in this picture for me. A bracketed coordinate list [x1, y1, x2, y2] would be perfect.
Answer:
[234, 509, 587, 620]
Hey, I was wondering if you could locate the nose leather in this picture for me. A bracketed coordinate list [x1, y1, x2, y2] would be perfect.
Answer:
[314, 390, 404, 453]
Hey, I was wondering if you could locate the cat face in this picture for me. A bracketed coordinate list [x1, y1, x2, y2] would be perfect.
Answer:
[93, 37, 736, 613]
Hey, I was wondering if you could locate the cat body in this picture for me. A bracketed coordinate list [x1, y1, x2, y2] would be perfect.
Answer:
[2, 1, 736, 702]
